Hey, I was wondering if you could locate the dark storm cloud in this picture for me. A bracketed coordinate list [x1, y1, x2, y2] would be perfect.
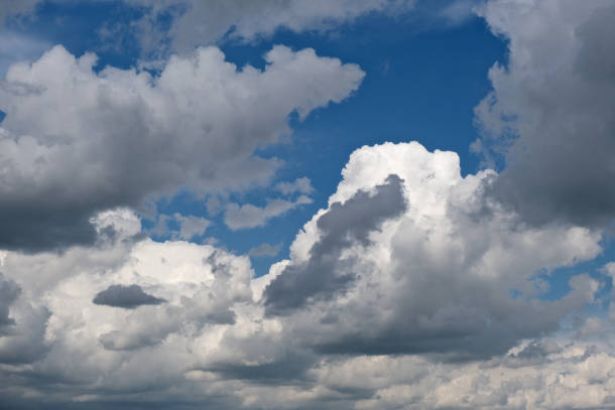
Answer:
[93, 284, 165, 309]
[264, 175, 407, 314]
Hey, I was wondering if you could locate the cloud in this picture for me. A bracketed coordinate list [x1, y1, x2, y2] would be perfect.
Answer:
[131, 0, 416, 57]
[474, 0, 615, 226]
[248, 243, 282, 258]
[262, 141, 601, 358]
[0, 31, 49, 77]
[93, 284, 166, 309]
[0, 273, 20, 332]
[149, 213, 210, 241]
[0, 44, 364, 251]
[309, 337, 615, 409]
[275, 177, 314, 196]
[224, 195, 313, 230]
[0, 143, 609, 408]
[0, 0, 39, 24]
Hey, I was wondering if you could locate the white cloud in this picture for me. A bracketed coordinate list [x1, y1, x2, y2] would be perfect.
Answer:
[263, 141, 601, 358]
[0, 142, 610, 408]
[0, 44, 364, 250]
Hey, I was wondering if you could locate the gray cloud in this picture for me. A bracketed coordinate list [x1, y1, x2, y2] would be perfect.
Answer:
[93, 284, 166, 309]
[475, 0, 615, 227]
[131, 0, 416, 57]
[264, 174, 407, 314]
[0, 273, 20, 332]
[258, 141, 601, 360]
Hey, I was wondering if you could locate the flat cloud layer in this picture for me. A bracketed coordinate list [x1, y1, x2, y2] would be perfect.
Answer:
[0, 141, 610, 409]
[0, 44, 364, 250]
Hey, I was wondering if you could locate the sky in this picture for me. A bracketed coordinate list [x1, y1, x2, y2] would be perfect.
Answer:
[0, 0, 615, 409]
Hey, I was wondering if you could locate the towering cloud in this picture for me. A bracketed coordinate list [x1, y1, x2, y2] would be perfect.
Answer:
[261, 141, 600, 359]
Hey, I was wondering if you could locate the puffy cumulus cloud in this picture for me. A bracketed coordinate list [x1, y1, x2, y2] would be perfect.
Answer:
[474, 0, 615, 226]
[131, 0, 416, 56]
[0, 209, 272, 405]
[0, 144, 610, 409]
[263, 141, 602, 358]
[0, 44, 364, 251]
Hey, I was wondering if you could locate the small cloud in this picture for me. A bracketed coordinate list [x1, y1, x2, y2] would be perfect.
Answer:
[93, 284, 165, 309]
[275, 177, 314, 196]
[439, 0, 481, 26]
[248, 243, 282, 258]
[149, 213, 210, 241]
[224, 195, 312, 230]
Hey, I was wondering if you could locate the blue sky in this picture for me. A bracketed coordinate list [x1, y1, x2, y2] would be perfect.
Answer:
[1, 1, 615, 409]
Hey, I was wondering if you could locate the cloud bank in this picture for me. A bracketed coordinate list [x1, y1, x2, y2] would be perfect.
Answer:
[0, 140, 609, 409]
